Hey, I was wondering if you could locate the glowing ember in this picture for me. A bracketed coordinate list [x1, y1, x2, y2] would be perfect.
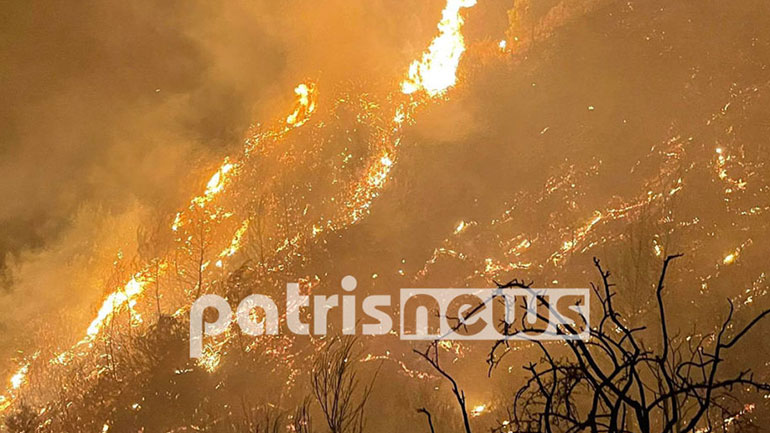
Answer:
[206, 163, 233, 194]
[401, 0, 477, 96]
[0, 364, 30, 413]
[347, 150, 398, 224]
[653, 240, 663, 257]
[198, 344, 224, 373]
[455, 221, 466, 233]
[219, 220, 250, 259]
[9, 364, 28, 390]
[471, 404, 486, 417]
[695, 403, 755, 433]
[171, 212, 182, 231]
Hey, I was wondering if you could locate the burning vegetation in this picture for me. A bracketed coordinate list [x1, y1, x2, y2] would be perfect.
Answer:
[2, 0, 770, 432]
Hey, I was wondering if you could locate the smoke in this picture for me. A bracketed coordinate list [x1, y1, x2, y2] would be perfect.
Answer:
[2, 1, 770, 428]
[0, 0, 467, 360]
[0, 0, 461, 257]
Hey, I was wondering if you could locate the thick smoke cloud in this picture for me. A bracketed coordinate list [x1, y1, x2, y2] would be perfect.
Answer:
[0, 0, 473, 358]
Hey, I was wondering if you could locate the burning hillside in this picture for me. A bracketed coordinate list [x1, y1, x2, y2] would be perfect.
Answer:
[2, 0, 770, 432]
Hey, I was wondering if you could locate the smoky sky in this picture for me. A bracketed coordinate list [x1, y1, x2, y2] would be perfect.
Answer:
[0, 0, 457, 280]
[0, 0, 516, 359]
[1, 0, 258, 265]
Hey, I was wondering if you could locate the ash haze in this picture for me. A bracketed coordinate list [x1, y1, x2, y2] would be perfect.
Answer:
[1, 0, 770, 432]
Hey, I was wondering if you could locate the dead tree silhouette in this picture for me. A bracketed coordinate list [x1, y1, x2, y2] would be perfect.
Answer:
[488, 255, 770, 433]
[415, 342, 474, 433]
[311, 337, 379, 433]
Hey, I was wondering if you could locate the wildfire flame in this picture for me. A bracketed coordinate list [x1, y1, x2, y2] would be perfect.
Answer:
[0, 363, 30, 412]
[0, 4, 763, 431]
[0, 80, 321, 411]
[191, 160, 236, 208]
[0, 0, 483, 415]
[216, 219, 250, 267]
[80, 81, 318, 346]
[401, 0, 477, 96]
[9, 364, 28, 391]
[85, 272, 149, 338]
[286, 83, 317, 127]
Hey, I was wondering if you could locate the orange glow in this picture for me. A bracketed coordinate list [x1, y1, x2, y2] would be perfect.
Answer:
[471, 404, 487, 417]
[2, 1, 769, 429]
[286, 83, 317, 127]
[191, 160, 236, 207]
[9, 364, 28, 391]
[86, 272, 149, 338]
[401, 0, 477, 96]
[219, 220, 250, 259]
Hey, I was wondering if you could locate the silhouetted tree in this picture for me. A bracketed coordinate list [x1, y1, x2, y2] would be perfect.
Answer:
[310, 337, 378, 433]
[490, 255, 770, 433]
[414, 342, 473, 433]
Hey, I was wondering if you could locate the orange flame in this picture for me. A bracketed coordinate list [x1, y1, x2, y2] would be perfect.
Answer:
[286, 83, 317, 127]
[190, 160, 236, 208]
[401, 0, 477, 96]
[85, 272, 149, 338]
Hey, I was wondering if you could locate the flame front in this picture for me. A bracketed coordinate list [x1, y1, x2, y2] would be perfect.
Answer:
[85, 273, 148, 338]
[190, 160, 236, 208]
[401, 0, 477, 96]
[0, 0, 485, 420]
